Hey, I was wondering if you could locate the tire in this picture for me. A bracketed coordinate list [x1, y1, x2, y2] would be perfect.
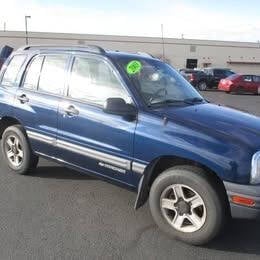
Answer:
[1, 125, 39, 175]
[149, 165, 227, 245]
[236, 86, 244, 94]
[197, 81, 207, 91]
[225, 91, 230, 94]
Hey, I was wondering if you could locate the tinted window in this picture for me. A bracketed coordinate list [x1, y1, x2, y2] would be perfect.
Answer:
[38, 55, 68, 95]
[1, 55, 26, 87]
[214, 69, 225, 77]
[225, 70, 235, 77]
[214, 69, 234, 77]
[23, 56, 44, 90]
[203, 69, 213, 76]
[253, 75, 260, 82]
[68, 57, 128, 106]
[227, 74, 239, 80]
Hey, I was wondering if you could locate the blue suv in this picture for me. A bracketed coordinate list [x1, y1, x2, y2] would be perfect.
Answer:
[0, 45, 260, 245]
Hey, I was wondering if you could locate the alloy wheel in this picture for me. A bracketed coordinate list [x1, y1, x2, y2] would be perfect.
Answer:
[160, 184, 206, 233]
[198, 82, 207, 91]
[4, 135, 24, 167]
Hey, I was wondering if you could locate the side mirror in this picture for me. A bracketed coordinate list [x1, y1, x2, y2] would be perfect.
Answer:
[103, 98, 137, 119]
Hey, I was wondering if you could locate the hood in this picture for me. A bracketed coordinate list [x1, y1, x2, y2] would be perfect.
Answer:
[153, 103, 260, 150]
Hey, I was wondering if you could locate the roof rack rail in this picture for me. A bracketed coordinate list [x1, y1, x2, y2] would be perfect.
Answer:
[18, 44, 106, 54]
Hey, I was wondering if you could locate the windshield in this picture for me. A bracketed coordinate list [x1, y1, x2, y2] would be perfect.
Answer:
[117, 57, 204, 106]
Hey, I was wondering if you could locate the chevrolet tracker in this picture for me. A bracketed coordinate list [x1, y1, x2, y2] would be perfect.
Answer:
[0, 45, 259, 245]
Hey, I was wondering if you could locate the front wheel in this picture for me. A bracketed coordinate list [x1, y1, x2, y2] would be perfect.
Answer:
[1, 125, 39, 175]
[149, 165, 227, 245]
[197, 81, 207, 91]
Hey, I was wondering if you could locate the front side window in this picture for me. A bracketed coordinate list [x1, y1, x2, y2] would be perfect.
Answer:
[68, 57, 128, 106]
[117, 57, 203, 107]
[23, 56, 44, 90]
[38, 55, 68, 95]
[243, 75, 252, 82]
[1, 55, 26, 87]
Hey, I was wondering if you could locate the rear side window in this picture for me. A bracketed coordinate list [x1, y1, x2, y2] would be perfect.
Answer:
[23, 56, 44, 90]
[38, 55, 68, 95]
[214, 70, 225, 77]
[1, 55, 26, 87]
[253, 75, 260, 82]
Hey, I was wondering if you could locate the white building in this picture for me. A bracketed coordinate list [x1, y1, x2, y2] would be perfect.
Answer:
[1, 30, 260, 74]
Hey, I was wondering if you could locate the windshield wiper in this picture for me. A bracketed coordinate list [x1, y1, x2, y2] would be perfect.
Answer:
[149, 99, 189, 106]
[149, 97, 205, 107]
[183, 97, 205, 104]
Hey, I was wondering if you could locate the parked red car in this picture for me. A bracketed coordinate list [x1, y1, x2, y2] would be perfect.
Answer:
[218, 74, 260, 94]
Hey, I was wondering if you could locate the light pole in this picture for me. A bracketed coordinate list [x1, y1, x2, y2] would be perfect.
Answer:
[25, 15, 31, 45]
[161, 24, 165, 61]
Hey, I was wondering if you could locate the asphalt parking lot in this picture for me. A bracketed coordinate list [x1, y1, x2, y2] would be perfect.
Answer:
[0, 91, 259, 260]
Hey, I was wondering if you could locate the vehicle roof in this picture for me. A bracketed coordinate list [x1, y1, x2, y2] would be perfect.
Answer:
[241, 74, 260, 76]
[105, 50, 157, 61]
[180, 69, 203, 73]
[203, 67, 232, 70]
[16, 45, 158, 62]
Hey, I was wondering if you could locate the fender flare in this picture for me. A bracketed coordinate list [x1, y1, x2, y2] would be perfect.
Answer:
[134, 157, 161, 209]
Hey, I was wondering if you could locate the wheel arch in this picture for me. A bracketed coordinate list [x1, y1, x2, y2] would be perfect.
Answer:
[135, 155, 228, 210]
[0, 116, 23, 139]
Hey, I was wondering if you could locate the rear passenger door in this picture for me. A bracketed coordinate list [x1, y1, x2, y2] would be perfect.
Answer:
[252, 75, 260, 94]
[14, 54, 69, 157]
[57, 55, 137, 186]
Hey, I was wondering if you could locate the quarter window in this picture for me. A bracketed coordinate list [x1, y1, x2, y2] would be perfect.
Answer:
[23, 56, 44, 90]
[68, 57, 128, 106]
[38, 55, 68, 95]
[1, 55, 26, 87]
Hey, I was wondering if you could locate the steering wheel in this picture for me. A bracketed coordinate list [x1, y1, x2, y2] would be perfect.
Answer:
[149, 88, 168, 103]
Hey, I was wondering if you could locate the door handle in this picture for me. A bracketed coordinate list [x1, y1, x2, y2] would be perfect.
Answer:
[64, 105, 79, 116]
[17, 94, 29, 104]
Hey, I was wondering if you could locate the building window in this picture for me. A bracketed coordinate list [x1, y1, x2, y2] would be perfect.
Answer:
[186, 59, 198, 69]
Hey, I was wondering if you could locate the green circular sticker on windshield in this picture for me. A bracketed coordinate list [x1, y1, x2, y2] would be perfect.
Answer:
[126, 60, 142, 75]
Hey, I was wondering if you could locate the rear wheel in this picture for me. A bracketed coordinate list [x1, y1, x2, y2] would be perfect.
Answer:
[197, 81, 207, 91]
[1, 125, 39, 175]
[149, 165, 227, 245]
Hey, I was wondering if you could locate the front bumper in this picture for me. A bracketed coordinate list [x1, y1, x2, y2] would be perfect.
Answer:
[224, 181, 260, 219]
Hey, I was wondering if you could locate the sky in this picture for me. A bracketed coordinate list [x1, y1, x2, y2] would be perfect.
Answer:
[1, 0, 260, 42]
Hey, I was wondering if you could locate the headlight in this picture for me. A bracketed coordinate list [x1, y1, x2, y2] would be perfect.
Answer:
[250, 151, 260, 184]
